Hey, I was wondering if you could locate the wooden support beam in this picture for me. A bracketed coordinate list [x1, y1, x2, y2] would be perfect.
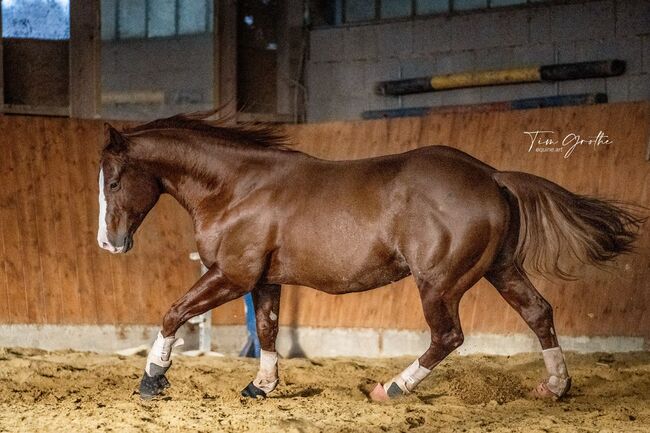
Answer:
[276, 0, 305, 122]
[0, 5, 4, 108]
[215, 0, 237, 119]
[69, 0, 101, 118]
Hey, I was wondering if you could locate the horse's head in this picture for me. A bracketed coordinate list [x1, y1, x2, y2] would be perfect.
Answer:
[97, 124, 161, 254]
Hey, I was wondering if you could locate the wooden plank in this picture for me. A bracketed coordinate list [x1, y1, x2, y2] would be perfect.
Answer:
[64, 119, 98, 323]
[0, 126, 26, 322]
[47, 118, 83, 323]
[82, 122, 117, 324]
[69, 0, 101, 118]
[23, 118, 62, 323]
[6, 117, 47, 323]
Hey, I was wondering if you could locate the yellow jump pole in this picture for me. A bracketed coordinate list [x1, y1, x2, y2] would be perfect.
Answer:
[375, 60, 625, 96]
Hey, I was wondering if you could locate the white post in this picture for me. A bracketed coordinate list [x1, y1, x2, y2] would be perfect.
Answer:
[184, 253, 222, 357]
[196, 263, 211, 352]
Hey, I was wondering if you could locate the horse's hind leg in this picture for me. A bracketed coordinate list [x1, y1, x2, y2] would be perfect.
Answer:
[370, 278, 465, 401]
[241, 284, 282, 399]
[486, 265, 571, 399]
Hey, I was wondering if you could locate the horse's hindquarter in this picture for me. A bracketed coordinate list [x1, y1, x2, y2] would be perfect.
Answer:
[267, 146, 509, 293]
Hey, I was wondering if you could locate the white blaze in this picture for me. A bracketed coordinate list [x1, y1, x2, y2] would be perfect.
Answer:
[97, 169, 121, 253]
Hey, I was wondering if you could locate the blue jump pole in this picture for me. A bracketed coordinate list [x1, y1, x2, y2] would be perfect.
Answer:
[239, 293, 261, 358]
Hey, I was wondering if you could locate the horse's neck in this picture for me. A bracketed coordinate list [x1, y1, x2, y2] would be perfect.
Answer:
[129, 134, 283, 218]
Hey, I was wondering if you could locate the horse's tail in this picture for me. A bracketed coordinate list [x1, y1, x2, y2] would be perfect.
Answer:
[492, 171, 646, 280]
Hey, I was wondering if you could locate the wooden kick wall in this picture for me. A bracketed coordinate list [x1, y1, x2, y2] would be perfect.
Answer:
[0, 102, 648, 340]
[0, 117, 199, 325]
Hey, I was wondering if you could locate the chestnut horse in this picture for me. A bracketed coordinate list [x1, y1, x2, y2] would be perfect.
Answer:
[96, 112, 643, 401]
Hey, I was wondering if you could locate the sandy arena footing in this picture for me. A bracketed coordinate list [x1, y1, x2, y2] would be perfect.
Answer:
[0, 348, 648, 432]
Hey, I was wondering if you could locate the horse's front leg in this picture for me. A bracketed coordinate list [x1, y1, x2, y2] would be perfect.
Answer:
[139, 265, 251, 399]
[241, 284, 281, 399]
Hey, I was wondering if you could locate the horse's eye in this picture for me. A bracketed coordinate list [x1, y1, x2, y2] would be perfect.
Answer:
[109, 181, 120, 191]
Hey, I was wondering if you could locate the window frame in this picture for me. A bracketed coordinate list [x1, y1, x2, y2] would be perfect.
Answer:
[329, 0, 538, 26]
[105, 0, 213, 41]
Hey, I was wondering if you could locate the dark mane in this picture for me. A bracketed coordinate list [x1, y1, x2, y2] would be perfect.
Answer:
[120, 110, 292, 151]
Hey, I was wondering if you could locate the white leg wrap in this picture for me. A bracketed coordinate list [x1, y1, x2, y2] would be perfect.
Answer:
[145, 331, 184, 376]
[253, 349, 279, 393]
[542, 346, 570, 396]
[383, 360, 431, 396]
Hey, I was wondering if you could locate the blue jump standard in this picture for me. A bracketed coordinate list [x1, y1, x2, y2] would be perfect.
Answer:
[239, 293, 261, 358]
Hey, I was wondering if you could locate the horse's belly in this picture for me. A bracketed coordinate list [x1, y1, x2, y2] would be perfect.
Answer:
[266, 244, 410, 294]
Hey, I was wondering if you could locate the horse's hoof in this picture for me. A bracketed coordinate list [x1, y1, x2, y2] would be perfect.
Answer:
[139, 372, 170, 399]
[530, 382, 556, 399]
[369, 383, 390, 402]
[530, 377, 571, 400]
[241, 382, 267, 399]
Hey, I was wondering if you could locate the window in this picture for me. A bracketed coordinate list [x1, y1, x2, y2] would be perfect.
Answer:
[381, 0, 412, 19]
[101, 0, 213, 40]
[345, 0, 375, 22]
[416, 0, 450, 15]
[118, 0, 146, 38]
[454, 0, 487, 10]
[326, 0, 534, 25]
[100, 0, 215, 120]
[148, 0, 176, 37]
[2, 0, 70, 39]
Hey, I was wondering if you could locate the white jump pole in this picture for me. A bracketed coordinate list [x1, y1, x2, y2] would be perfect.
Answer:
[182, 252, 223, 357]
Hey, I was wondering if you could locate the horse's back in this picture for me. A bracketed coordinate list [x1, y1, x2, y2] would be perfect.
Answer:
[266, 145, 510, 292]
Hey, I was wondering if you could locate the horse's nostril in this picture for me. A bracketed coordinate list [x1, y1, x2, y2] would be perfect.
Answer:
[101, 241, 109, 248]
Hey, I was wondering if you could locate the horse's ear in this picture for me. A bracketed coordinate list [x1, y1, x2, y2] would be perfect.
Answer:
[103, 122, 127, 153]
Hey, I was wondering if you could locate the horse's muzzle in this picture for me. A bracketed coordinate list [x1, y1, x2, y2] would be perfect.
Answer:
[100, 233, 133, 254]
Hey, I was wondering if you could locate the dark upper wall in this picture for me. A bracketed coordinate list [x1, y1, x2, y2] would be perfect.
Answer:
[306, 0, 650, 122]
[2, 39, 69, 107]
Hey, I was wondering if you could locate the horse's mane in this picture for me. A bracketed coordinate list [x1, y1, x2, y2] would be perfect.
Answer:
[118, 109, 292, 151]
